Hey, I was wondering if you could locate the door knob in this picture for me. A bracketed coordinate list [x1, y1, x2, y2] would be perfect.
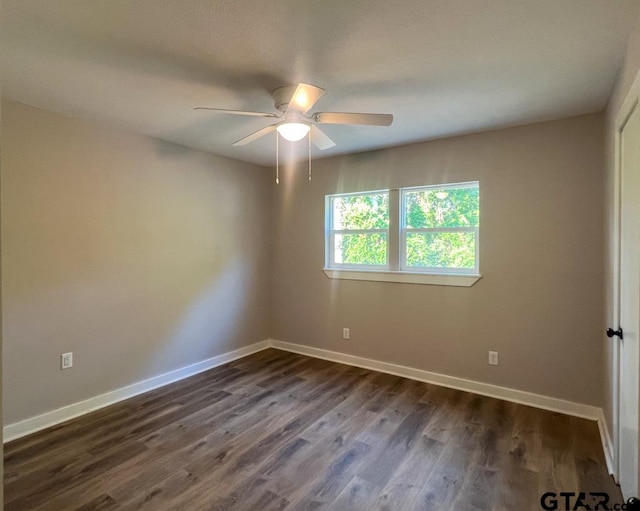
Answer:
[606, 327, 623, 340]
[627, 497, 640, 510]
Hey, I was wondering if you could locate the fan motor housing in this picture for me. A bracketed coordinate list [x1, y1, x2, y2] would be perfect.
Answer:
[272, 86, 297, 112]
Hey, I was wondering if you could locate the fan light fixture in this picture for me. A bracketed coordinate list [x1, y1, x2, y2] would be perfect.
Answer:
[194, 82, 394, 184]
[276, 122, 310, 142]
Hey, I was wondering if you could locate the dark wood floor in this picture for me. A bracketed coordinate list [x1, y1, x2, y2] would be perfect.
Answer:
[5, 349, 621, 510]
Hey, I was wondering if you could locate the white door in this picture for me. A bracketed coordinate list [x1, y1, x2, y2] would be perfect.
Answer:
[618, 101, 640, 499]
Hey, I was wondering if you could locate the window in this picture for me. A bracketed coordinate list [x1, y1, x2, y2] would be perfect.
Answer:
[402, 183, 479, 273]
[325, 182, 480, 286]
[327, 190, 389, 269]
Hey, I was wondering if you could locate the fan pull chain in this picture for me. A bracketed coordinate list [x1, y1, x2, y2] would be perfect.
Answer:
[275, 131, 280, 184]
[308, 129, 312, 182]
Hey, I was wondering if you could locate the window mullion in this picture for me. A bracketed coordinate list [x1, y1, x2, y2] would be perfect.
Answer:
[388, 188, 400, 271]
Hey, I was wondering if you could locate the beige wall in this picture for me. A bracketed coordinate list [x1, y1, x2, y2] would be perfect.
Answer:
[1, 100, 272, 424]
[272, 114, 604, 406]
[603, 17, 640, 440]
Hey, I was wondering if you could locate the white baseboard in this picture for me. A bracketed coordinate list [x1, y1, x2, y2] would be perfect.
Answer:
[5, 337, 611, 475]
[270, 340, 602, 421]
[271, 340, 615, 473]
[596, 408, 616, 476]
[3, 340, 271, 443]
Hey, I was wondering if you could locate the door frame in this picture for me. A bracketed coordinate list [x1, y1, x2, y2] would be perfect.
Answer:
[612, 68, 640, 483]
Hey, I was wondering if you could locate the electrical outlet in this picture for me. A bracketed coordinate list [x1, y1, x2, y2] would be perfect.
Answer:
[488, 351, 498, 366]
[342, 328, 350, 340]
[61, 352, 73, 370]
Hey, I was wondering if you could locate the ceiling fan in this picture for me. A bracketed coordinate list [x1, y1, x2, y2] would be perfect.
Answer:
[194, 83, 393, 149]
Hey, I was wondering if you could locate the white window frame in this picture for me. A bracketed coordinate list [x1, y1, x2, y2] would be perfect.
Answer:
[400, 182, 480, 275]
[325, 190, 390, 271]
[324, 182, 481, 287]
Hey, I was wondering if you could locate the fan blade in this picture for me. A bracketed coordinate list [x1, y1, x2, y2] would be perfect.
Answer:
[194, 107, 279, 118]
[314, 112, 393, 126]
[288, 83, 325, 113]
[310, 125, 336, 150]
[232, 125, 277, 146]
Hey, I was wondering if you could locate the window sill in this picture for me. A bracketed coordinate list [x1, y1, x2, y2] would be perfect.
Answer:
[323, 269, 482, 287]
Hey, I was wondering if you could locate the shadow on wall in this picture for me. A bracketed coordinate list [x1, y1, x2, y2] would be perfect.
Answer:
[149, 257, 253, 371]
[2, 243, 257, 424]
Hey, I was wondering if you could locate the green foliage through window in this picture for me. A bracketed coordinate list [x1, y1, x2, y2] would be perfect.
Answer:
[406, 232, 475, 268]
[405, 187, 479, 228]
[332, 193, 389, 230]
[328, 183, 479, 272]
[403, 184, 479, 270]
[335, 233, 387, 265]
[332, 193, 389, 266]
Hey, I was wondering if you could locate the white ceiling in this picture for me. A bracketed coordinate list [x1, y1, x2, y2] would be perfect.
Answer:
[2, 0, 639, 167]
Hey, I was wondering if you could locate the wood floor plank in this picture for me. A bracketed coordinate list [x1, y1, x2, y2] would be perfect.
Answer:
[381, 435, 446, 491]
[115, 469, 200, 511]
[420, 442, 474, 510]
[358, 402, 435, 487]
[287, 440, 373, 507]
[508, 404, 542, 473]
[452, 463, 498, 511]
[4, 349, 620, 510]
[423, 387, 473, 444]
[331, 475, 381, 510]
[264, 408, 377, 501]
[71, 493, 120, 511]
[494, 459, 540, 511]
[150, 364, 363, 507]
[6, 440, 148, 510]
